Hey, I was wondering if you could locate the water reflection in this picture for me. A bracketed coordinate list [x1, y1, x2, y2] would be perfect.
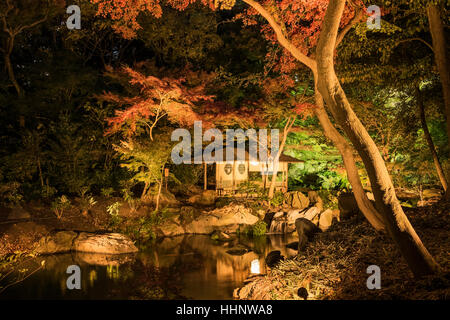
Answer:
[0, 234, 297, 300]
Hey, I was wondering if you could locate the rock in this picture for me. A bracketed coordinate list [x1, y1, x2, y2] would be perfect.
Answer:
[226, 247, 251, 256]
[332, 209, 341, 222]
[286, 241, 299, 250]
[157, 220, 185, 237]
[338, 192, 359, 219]
[422, 189, 442, 199]
[286, 209, 303, 224]
[303, 207, 320, 221]
[308, 191, 323, 212]
[265, 250, 284, 268]
[184, 204, 259, 234]
[256, 209, 266, 220]
[318, 209, 334, 232]
[75, 252, 136, 266]
[35, 231, 78, 254]
[146, 190, 181, 208]
[73, 233, 138, 254]
[178, 206, 197, 225]
[7, 207, 31, 220]
[188, 190, 217, 206]
[273, 211, 284, 219]
[211, 230, 233, 242]
[395, 188, 418, 200]
[290, 191, 310, 209]
[295, 218, 321, 252]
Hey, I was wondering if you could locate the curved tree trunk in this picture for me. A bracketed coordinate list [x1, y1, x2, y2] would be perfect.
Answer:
[3, 41, 22, 97]
[268, 116, 294, 199]
[416, 87, 448, 192]
[313, 87, 385, 231]
[427, 4, 450, 200]
[243, 0, 385, 230]
[316, 0, 439, 277]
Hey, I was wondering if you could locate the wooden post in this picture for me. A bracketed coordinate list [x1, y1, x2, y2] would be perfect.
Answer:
[164, 168, 169, 190]
[203, 162, 207, 190]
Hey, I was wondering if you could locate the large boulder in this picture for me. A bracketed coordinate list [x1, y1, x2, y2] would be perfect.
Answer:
[146, 190, 181, 208]
[286, 209, 303, 225]
[178, 206, 198, 225]
[289, 191, 310, 209]
[422, 189, 442, 199]
[188, 190, 217, 206]
[308, 191, 323, 212]
[75, 252, 135, 266]
[157, 220, 185, 237]
[184, 204, 259, 234]
[73, 233, 138, 254]
[338, 192, 360, 219]
[303, 207, 320, 222]
[35, 231, 78, 254]
[318, 209, 335, 232]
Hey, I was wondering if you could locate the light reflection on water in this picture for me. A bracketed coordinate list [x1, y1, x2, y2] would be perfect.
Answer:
[0, 234, 297, 300]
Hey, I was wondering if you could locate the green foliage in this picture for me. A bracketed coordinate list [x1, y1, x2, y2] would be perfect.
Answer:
[270, 191, 284, 207]
[238, 221, 267, 237]
[128, 209, 173, 241]
[51, 195, 71, 219]
[114, 134, 172, 198]
[284, 129, 348, 190]
[236, 181, 267, 198]
[107, 201, 122, 228]
[78, 187, 97, 213]
[101, 187, 115, 198]
[251, 221, 267, 237]
[0, 182, 23, 207]
[169, 163, 203, 187]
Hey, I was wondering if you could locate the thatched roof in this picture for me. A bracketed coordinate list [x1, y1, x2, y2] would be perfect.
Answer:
[190, 147, 304, 164]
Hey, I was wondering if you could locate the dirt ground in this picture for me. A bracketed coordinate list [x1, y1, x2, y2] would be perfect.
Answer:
[234, 200, 450, 300]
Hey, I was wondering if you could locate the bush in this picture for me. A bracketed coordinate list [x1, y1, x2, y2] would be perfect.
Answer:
[270, 191, 284, 207]
[51, 195, 71, 219]
[238, 221, 267, 237]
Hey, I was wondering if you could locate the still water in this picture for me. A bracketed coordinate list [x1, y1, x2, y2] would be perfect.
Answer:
[1, 234, 297, 300]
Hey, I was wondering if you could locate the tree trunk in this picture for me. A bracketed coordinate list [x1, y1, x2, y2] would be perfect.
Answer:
[313, 87, 385, 231]
[427, 4, 450, 200]
[416, 87, 448, 192]
[243, 0, 385, 230]
[4, 51, 22, 97]
[268, 117, 294, 199]
[155, 180, 162, 211]
[316, 0, 440, 277]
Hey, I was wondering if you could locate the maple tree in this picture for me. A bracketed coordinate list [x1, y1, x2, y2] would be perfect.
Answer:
[102, 64, 213, 140]
[102, 64, 214, 206]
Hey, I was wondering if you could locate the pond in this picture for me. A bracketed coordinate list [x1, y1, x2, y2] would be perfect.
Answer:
[0, 234, 298, 300]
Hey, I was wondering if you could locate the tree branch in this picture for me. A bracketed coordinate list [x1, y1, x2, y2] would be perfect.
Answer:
[242, 0, 316, 71]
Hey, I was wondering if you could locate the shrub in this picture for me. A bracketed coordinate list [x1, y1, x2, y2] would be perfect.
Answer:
[270, 191, 284, 207]
[51, 195, 71, 219]
[101, 187, 115, 198]
[107, 201, 122, 228]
